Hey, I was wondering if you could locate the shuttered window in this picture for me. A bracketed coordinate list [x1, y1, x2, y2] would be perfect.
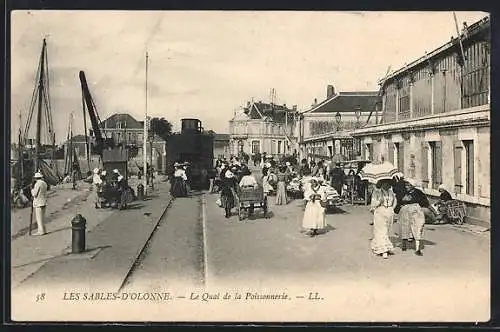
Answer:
[454, 141, 463, 194]
[251, 140, 260, 154]
[421, 142, 429, 188]
[387, 141, 394, 164]
[396, 142, 405, 173]
[430, 141, 442, 189]
[464, 140, 475, 195]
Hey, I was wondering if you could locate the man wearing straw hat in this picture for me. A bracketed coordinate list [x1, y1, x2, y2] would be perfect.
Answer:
[31, 171, 48, 236]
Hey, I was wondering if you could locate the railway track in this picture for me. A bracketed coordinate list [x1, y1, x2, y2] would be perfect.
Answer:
[119, 191, 207, 292]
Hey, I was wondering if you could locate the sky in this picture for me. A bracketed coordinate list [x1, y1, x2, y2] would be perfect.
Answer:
[11, 10, 488, 144]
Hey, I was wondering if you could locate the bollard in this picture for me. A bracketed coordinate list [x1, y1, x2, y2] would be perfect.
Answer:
[137, 183, 145, 200]
[71, 214, 86, 254]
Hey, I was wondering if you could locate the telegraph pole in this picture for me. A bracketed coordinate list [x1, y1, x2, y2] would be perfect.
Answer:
[143, 52, 149, 192]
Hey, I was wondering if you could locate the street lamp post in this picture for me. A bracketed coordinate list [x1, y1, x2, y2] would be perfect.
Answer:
[335, 112, 342, 156]
[355, 105, 362, 128]
[354, 106, 362, 158]
[335, 111, 342, 131]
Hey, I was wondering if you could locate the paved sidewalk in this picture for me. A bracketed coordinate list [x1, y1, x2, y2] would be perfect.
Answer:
[11, 186, 116, 289]
[13, 181, 172, 294]
[11, 182, 93, 238]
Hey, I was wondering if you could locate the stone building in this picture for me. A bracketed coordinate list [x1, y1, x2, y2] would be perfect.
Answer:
[298, 85, 380, 161]
[213, 133, 230, 159]
[99, 113, 167, 173]
[352, 16, 490, 225]
[229, 101, 298, 159]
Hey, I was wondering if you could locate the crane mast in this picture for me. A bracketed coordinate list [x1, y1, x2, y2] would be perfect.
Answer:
[78, 70, 113, 155]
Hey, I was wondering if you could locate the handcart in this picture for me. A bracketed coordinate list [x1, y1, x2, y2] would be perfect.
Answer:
[444, 200, 467, 224]
[237, 185, 268, 221]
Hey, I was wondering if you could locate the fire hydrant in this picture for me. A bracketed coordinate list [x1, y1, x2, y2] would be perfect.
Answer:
[71, 214, 86, 254]
[137, 183, 145, 200]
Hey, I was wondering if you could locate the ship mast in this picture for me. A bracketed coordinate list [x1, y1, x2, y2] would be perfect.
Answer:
[34, 38, 47, 172]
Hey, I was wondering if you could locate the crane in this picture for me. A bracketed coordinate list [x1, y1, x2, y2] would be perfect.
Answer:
[79, 70, 115, 155]
[79, 70, 130, 181]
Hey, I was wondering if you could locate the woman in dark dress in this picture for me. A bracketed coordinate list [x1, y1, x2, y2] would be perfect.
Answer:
[220, 169, 239, 218]
[393, 178, 426, 256]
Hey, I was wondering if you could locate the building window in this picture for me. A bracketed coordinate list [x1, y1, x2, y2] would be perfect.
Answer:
[429, 141, 442, 189]
[461, 41, 489, 109]
[277, 140, 282, 154]
[238, 140, 244, 153]
[365, 143, 373, 161]
[353, 138, 362, 157]
[394, 142, 405, 173]
[251, 140, 260, 154]
[387, 141, 395, 164]
[397, 78, 411, 120]
[453, 141, 463, 194]
[464, 140, 475, 195]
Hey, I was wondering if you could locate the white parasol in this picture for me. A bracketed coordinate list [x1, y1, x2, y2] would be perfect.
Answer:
[359, 161, 403, 184]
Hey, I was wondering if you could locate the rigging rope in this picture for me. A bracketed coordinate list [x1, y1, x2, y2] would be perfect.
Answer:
[44, 46, 54, 141]
[23, 54, 42, 141]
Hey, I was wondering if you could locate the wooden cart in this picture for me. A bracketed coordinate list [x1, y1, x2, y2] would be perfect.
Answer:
[237, 186, 268, 221]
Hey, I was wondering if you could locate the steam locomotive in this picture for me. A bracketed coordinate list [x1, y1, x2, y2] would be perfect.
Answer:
[166, 119, 214, 189]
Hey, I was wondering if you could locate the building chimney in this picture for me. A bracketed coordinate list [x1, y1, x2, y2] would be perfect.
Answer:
[327, 85, 335, 99]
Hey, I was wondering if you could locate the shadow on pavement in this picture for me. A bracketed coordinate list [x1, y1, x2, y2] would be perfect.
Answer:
[265, 211, 275, 219]
[390, 236, 437, 248]
[123, 203, 146, 210]
[46, 226, 72, 235]
[326, 207, 349, 214]
[13, 245, 112, 268]
[317, 224, 335, 235]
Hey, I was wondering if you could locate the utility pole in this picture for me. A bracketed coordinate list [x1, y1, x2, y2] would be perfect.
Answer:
[149, 119, 154, 190]
[143, 52, 148, 192]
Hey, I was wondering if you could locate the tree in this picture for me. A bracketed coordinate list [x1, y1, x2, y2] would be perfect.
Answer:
[150, 117, 173, 141]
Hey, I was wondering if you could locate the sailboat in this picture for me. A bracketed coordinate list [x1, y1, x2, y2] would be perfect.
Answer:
[13, 38, 61, 191]
[63, 112, 82, 180]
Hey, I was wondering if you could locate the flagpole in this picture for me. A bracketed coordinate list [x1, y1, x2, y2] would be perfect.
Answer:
[143, 52, 149, 192]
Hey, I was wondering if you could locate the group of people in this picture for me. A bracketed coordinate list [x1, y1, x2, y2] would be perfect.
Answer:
[369, 176, 455, 259]
[211, 155, 297, 218]
[170, 161, 191, 197]
[92, 168, 131, 210]
[297, 158, 366, 199]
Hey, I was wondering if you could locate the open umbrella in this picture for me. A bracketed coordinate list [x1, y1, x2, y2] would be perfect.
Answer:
[359, 161, 403, 184]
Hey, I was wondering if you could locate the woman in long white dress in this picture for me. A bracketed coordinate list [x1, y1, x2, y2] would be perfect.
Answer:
[302, 178, 327, 237]
[370, 179, 397, 259]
